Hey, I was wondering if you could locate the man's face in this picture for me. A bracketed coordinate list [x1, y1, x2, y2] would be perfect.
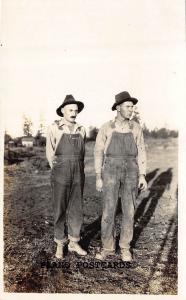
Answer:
[117, 101, 134, 119]
[62, 104, 78, 123]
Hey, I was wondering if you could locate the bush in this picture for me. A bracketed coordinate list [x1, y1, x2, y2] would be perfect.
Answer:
[86, 127, 99, 142]
[143, 124, 178, 139]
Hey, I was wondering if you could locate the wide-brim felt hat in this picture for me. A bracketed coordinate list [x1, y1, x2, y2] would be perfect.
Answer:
[56, 95, 84, 117]
[112, 91, 138, 111]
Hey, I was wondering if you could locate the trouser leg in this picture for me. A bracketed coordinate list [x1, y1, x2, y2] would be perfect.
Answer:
[52, 180, 70, 243]
[67, 182, 84, 242]
[119, 177, 138, 249]
[67, 165, 85, 242]
[101, 169, 120, 250]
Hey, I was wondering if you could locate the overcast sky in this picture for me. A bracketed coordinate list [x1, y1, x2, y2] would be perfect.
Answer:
[1, 0, 185, 137]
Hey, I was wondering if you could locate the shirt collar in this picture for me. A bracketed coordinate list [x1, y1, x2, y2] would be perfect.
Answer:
[115, 116, 130, 125]
[113, 116, 133, 130]
[58, 117, 82, 129]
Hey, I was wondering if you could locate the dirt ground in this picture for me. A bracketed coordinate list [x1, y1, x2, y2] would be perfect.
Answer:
[3, 138, 178, 294]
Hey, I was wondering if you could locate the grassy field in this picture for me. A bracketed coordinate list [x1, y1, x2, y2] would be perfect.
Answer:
[4, 138, 178, 294]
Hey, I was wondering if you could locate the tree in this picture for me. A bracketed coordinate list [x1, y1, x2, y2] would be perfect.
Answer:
[4, 131, 12, 144]
[142, 123, 150, 138]
[13, 136, 22, 147]
[87, 126, 99, 141]
[35, 130, 46, 146]
[169, 130, 178, 138]
[157, 128, 169, 138]
[37, 115, 46, 137]
[151, 127, 159, 139]
[35, 116, 46, 146]
[23, 115, 33, 136]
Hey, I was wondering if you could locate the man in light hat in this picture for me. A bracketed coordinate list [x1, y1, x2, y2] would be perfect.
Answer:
[46, 95, 87, 258]
[94, 91, 147, 261]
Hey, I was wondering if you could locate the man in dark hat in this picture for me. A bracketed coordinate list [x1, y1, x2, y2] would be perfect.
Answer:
[94, 91, 147, 261]
[46, 95, 87, 258]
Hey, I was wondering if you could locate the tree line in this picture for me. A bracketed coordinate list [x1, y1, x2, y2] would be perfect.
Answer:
[142, 124, 178, 139]
[86, 125, 178, 141]
[4, 115, 178, 147]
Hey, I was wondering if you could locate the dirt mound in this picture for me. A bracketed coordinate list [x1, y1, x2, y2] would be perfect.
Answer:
[4, 147, 50, 172]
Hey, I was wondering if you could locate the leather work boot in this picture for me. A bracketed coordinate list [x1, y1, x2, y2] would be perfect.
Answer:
[68, 241, 87, 256]
[121, 248, 133, 262]
[55, 243, 64, 259]
[95, 249, 114, 260]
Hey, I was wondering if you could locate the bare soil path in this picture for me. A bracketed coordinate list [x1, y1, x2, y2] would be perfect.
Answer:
[4, 139, 178, 294]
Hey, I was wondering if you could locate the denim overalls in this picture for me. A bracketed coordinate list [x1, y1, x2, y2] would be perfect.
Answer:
[51, 132, 85, 243]
[101, 131, 139, 250]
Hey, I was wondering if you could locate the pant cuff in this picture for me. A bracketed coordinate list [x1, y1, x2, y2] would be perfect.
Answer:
[68, 235, 80, 242]
[54, 237, 68, 244]
[102, 247, 115, 253]
[119, 244, 130, 250]
[102, 247, 115, 251]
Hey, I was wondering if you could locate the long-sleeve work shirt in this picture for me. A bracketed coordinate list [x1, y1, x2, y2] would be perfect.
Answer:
[46, 118, 86, 168]
[94, 118, 146, 176]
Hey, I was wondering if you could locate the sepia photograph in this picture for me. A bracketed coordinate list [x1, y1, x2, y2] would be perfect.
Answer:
[0, 0, 185, 298]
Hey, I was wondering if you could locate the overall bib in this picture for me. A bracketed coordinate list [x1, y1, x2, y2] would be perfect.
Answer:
[51, 133, 85, 243]
[102, 131, 139, 250]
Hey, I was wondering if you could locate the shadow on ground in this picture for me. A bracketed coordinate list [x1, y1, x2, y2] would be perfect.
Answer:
[81, 168, 173, 252]
[132, 168, 173, 247]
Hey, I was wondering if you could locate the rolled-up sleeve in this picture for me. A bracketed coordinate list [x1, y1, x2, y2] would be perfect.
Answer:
[46, 125, 56, 168]
[136, 127, 147, 176]
[94, 124, 107, 174]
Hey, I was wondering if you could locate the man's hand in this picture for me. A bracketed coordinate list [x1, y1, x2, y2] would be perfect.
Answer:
[138, 174, 147, 191]
[96, 174, 103, 192]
